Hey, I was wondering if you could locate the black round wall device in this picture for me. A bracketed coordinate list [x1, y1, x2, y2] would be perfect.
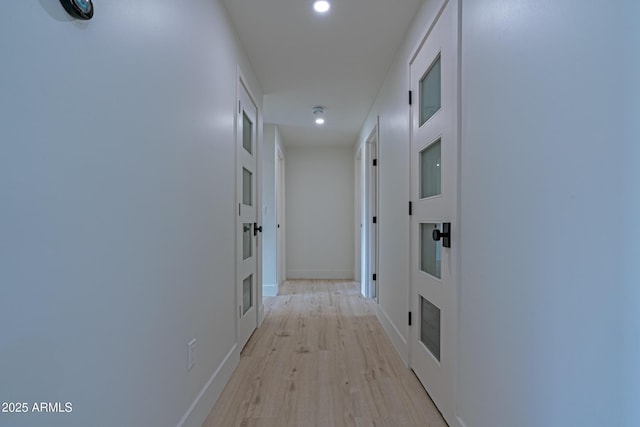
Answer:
[60, 0, 94, 20]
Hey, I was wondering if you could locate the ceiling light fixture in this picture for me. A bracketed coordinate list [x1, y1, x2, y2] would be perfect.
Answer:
[313, 0, 331, 13]
[312, 106, 326, 125]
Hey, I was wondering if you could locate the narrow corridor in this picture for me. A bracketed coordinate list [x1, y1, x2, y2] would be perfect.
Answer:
[203, 280, 447, 427]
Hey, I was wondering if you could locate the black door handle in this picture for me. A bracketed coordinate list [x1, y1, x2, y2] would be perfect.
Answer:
[432, 223, 451, 248]
[253, 223, 263, 236]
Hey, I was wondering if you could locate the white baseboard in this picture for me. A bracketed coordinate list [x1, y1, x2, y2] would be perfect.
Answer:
[287, 269, 354, 280]
[263, 283, 279, 296]
[258, 303, 265, 326]
[177, 344, 239, 427]
[377, 305, 409, 366]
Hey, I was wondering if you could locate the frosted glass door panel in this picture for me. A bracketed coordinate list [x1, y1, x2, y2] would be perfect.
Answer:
[243, 168, 252, 206]
[420, 296, 441, 361]
[419, 55, 441, 126]
[242, 275, 253, 315]
[420, 140, 441, 199]
[243, 223, 252, 260]
[421, 223, 442, 279]
[243, 112, 253, 154]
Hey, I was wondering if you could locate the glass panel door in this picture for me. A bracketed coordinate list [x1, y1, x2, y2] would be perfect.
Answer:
[237, 77, 259, 350]
[409, 2, 459, 424]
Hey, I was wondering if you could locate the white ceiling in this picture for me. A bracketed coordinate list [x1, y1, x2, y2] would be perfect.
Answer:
[222, 0, 423, 147]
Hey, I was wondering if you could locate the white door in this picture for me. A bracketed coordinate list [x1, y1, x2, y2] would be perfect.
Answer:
[409, 1, 458, 424]
[237, 78, 259, 349]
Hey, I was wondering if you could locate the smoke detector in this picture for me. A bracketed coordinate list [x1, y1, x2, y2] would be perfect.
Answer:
[312, 106, 325, 125]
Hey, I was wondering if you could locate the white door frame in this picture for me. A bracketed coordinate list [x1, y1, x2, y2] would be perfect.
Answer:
[276, 145, 286, 288]
[408, 1, 460, 425]
[355, 120, 380, 299]
[365, 121, 379, 300]
[236, 67, 262, 349]
[354, 147, 362, 284]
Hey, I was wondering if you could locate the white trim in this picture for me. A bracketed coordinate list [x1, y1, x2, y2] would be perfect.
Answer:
[262, 283, 279, 297]
[408, 0, 449, 66]
[258, 304, 265, 326]
[276, 144, 286, 288]
[354, 146, 362, 285]
[176, 344, 239, 427]
[377, 305, 409, 366]
[365, 119, 380, 300]
[287, 270, 354, 280]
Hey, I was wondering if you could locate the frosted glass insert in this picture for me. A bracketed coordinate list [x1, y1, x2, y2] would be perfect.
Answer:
[419, 55, 441, 126]
[243, 112, 252, 154]
[420, 223, 442, 279]
[243, 168, 252, 206]
[420, 296, 441, 361]
[420, 140, 441, 198]
[243, 223, 252, 260]
[243, 275, 252, 315]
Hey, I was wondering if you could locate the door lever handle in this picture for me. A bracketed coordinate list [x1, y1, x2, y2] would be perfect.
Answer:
[432, 223, 451, 248]
[253, 223, 263, 236]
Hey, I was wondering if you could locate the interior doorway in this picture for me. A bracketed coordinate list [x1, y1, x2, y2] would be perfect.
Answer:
[365, 123, 379, 300]
[356, 119, 379, 300]
[354, 147, 362, 284]
[276, 146, 286, 289]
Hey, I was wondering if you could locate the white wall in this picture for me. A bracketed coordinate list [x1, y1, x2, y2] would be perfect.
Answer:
[0, 2, 261, 427]
[358, 0, 445, 363]
[458, 1, 640, 426]
[286, 146, 354, 279]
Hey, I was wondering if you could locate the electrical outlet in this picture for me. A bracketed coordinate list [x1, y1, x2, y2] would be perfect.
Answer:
[188, 338, 196, 371]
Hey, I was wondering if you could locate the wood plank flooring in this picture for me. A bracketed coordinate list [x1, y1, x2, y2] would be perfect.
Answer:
[202, 280, 447, 427]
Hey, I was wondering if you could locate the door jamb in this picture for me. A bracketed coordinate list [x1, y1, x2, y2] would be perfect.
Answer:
[276, 144, 286, 288]
[365, 119, 380, 300]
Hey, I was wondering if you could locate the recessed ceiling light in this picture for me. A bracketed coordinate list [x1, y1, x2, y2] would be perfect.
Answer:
[313, 0, 330, 13]
[315, 117, 325, 125]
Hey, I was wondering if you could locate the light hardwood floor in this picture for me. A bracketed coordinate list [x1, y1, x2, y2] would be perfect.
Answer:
[202, 280, 447, 427]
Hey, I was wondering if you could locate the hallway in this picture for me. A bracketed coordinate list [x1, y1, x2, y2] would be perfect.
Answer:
[2, 2, 639, 427]
[203, 281, 446, 427]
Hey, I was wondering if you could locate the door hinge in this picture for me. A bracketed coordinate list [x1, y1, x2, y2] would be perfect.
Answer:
[239, 203, 241, 216]
[409, 91, 413, 105]
[373, 216, 377, 224]
[372, 273, 376, 281]
[408, 311, 412, 326]
[239, 100, 241, 114]
[409, 201, 412, 216]
[373, 158, 377, 167]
